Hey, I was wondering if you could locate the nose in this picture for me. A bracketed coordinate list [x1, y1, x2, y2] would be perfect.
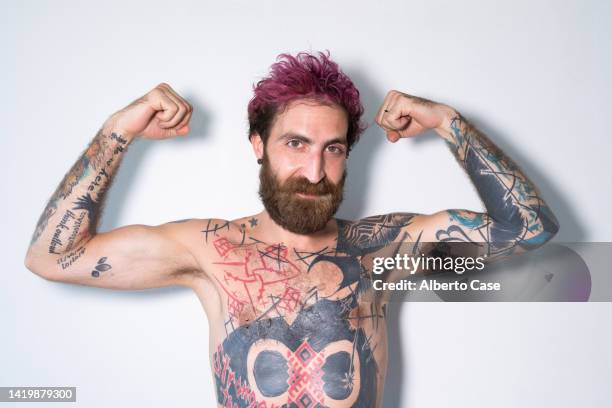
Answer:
[302, 151, 325, 184]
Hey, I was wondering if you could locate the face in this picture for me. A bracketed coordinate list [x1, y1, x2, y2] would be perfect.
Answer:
[253, 100, 349, 234]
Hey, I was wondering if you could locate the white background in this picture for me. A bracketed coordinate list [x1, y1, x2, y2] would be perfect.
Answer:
[2, 0, 611, 407]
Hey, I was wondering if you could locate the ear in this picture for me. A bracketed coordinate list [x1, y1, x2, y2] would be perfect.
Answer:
[250, 132, 264, 161]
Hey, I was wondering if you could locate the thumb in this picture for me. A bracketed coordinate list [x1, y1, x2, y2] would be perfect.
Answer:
[176, 125, 190, 136]
[157, 125, 189, 139]
[386, 130, 401, 143]
[386, 114, 412, 132]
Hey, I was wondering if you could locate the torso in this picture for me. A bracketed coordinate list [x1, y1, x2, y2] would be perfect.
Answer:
[183, 214, 416, 408]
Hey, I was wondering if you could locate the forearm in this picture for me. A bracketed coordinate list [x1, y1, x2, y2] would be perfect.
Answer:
[435, 111, 559, 248]
[27, 125, 131, 259]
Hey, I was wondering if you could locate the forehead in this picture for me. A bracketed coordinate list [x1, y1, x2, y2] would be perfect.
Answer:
[269, 100, 349, 141]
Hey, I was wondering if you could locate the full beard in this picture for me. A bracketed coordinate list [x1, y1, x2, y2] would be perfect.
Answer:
[258, 155, 346, 235]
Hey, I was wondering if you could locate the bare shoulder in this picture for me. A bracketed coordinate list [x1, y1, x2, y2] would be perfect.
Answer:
[152, 217, 247, 282]
[336, 213, 424, 248]
[350, 211, 486, 244]
[162, 216, 257, 254]
[157, 217, 245, 248]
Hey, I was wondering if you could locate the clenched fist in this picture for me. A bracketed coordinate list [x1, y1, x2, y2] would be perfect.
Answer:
[104, 83, 193, 140]
[375, 90, 456, 142]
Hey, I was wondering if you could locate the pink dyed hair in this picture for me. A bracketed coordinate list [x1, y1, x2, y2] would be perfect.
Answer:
[248, 51, 366, 154]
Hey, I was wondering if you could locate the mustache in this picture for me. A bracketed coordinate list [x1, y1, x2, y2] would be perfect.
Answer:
[280, 176, 338, 195]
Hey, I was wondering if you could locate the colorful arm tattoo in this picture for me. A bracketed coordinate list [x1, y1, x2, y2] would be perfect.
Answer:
[437, 112, 559, 257]
[28, 129, 129, 255]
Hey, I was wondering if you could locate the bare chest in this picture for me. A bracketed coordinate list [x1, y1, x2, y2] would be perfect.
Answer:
[208, 237, 371, 326]
[200, 237, 387, 407]
[181, 215, 421, 406]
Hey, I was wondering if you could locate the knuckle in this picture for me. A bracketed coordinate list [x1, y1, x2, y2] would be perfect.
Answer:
[149, 88, 163, 99]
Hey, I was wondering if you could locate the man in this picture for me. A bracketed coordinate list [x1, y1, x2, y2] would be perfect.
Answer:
[25, 51, 558, 407]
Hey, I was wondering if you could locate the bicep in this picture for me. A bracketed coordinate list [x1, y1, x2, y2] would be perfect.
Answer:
[29, 224, 200, 289]
[411, 209, 527, 260]
[416, 210, 492, 243]
[374, 209, 546, 285]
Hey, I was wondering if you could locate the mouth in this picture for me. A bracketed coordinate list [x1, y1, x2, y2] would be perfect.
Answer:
[296, 192, 328, 199]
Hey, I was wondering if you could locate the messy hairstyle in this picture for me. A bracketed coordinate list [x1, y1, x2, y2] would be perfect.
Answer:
[247, 50, 366, 154]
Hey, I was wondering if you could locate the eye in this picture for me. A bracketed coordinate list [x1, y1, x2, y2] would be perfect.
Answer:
[286, 139, 303, 149]
[326, 144, 346, 155]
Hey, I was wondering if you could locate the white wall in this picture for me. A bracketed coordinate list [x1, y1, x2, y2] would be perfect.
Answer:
[2, 0, 611, 407]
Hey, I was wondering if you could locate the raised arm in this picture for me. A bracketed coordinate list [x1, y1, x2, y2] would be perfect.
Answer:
[375, 90, 559, 260]
[24, 83, 200, 288]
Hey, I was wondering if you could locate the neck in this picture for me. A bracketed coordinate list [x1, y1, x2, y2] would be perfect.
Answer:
[255, 210, 339, 251]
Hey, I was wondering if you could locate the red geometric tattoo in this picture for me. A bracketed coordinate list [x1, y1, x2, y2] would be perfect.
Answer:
[212, 238, 303, 329]
[286, 339, 326, 407]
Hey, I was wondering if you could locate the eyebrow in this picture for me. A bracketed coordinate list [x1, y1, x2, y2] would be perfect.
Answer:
[280, 132, 348, 147]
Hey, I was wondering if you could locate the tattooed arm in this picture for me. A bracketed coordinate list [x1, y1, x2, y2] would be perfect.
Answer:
[24, 84, 201, 288]
[375, 90, 559, 260]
